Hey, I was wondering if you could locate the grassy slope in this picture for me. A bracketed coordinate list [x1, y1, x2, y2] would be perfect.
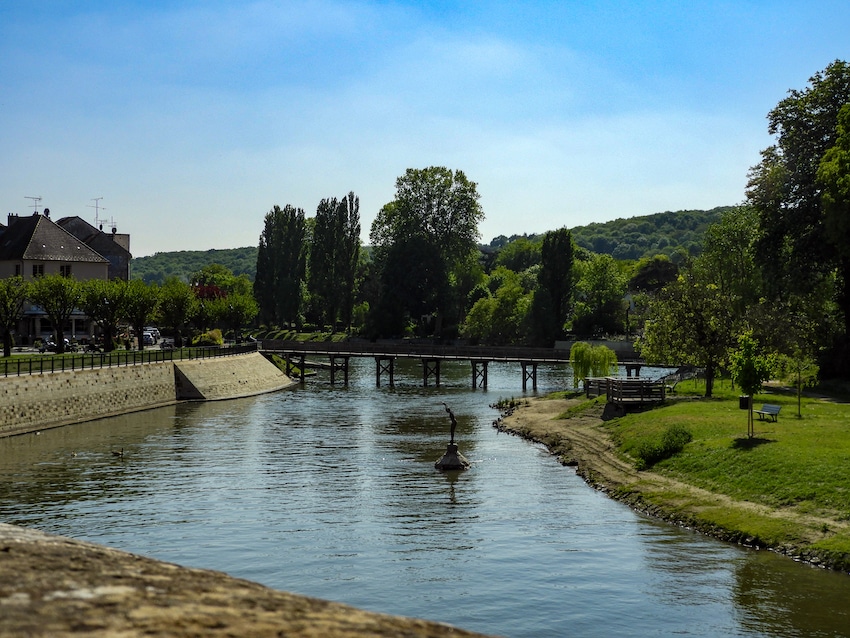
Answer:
[605, 379, 850, 567]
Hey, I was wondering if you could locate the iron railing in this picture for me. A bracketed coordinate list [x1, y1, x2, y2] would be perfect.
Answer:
[0, 342, 259, 377]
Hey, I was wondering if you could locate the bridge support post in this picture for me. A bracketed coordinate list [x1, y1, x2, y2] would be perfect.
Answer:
[298, 355, 306, 385]
[521, 362, 538, 391]
[375, 356, 394, 387]
[422, 359, 441, 387]
[329, 355, 349, 385]
[471, 360, 488, 389]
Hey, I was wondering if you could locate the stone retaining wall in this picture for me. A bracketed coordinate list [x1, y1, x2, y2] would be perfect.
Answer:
[174, 352, 292, 400]
[0, 352, 295, 437]
[0, 362, 177, 437]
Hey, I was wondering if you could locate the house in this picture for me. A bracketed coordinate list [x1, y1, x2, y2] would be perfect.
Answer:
[0, 211, 113, 344]
[56, 216, 132, 281]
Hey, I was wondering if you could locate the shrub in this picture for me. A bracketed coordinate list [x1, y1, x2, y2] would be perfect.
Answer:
[635, 424, 693, 470]
[193, 329, 223, 346]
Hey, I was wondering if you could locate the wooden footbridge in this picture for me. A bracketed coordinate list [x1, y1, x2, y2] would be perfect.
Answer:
[260, 340, 645, 391]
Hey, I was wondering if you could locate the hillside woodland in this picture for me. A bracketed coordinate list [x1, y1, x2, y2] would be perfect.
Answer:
[131, 207, 725, 285]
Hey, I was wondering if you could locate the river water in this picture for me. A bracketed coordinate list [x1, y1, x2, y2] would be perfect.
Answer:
[2, 358, 850, 637]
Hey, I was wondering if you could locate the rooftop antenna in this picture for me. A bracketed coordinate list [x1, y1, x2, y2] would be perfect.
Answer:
[89, 197, 113, 231]
[25, 196, 42, 214]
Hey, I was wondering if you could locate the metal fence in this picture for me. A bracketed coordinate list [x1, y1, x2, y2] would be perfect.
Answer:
[0, 342, 260, 377]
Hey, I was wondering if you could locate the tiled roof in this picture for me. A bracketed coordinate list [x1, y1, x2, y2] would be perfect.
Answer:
[0, 214, 109, 263]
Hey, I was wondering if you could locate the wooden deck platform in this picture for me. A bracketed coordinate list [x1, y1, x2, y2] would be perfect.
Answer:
[584, 377, 666, 405]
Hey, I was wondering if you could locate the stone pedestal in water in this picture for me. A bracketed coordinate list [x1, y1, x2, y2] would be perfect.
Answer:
[435, 443, 470, 470]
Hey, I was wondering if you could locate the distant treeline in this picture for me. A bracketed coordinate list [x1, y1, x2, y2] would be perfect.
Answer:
[131, 207, 728, 284]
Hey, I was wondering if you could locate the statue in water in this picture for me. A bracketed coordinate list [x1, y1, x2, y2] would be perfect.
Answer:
[442, 402, 457, 445]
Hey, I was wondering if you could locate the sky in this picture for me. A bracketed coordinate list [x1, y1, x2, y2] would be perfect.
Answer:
[1, 1, 848, 257]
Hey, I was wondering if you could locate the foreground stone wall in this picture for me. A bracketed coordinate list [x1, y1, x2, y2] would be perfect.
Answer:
[0, 362, 176, 437]
[0, 523, 492, 638]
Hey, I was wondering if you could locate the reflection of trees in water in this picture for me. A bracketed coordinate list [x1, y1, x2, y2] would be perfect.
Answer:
[733, 552, 850, 635]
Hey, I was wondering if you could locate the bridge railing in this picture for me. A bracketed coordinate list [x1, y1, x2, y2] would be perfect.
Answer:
[260, 340, 575, 362]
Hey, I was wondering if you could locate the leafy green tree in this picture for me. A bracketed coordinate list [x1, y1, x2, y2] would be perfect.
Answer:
[0, 276, 29, 357]
[629, 254, 678, 294]
[29, 274, 82, 354]
[254, 204, 307, 327]
[158, 277, 197, 347]
[747, 60, 850, 340]
[818, 102, 850, 341]
[337, 192, 361, 333]
[495, 237, 541, 272]
[124, 279, 160, 351]
[569, 341, 617, 388]
[370, 167, 483, 337]
[460, 267, 531, 345]
[729, 331, 775, 438]
[308, 197, 339, 329]
[536, 228, 574, 343]
[79, 278, 129, 352]
[638, 265, 733, 397]
[190, 263, 252, 296]
[572, 253, 626, 337]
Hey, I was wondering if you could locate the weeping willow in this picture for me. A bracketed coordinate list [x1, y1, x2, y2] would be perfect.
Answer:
[570, 342, 618, 388]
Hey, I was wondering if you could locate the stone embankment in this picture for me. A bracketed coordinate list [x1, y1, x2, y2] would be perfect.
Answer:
[0, 523, 493, 638]
[0, 351, 294, 437]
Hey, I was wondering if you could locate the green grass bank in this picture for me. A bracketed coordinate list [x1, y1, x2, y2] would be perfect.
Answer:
[499, 378, 850, 573]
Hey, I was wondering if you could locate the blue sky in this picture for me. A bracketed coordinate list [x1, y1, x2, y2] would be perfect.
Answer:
[1, 1, 848, 257]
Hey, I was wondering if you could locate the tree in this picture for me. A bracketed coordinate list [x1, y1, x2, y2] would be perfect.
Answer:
[536, 228, 574, 343]
[124, 279, 160, 350]
[0, 276, 29, 357]
[254, 205, 307, 327]
[460, 267, 531, 345]
[729, 331, 775, 439]
[569, 341, 617, 389]
[572, 253, 627, 337]
[495, 237, 541, 272]
[638, 265, 733, 397]
[775, 350, 819, 419]
[158, 277, 197, 347]
[747, 60, 850, 340]
[29, 274, 82, 354]
[370, 167, 483, 337]
[818, 103, 850, 345]
[79, 279, 129, 352]
[629, 254, 679, 294]
[337, 192, 361, 333]
[308, 197, 339, 329]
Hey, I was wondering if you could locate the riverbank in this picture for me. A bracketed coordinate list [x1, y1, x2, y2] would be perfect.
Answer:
[0, 523, 493, 638]
[496, 386, 850, 573]
[0, 351, 295, 437]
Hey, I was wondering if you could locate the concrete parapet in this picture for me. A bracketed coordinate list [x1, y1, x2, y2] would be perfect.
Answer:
[0, 523, 492, 638]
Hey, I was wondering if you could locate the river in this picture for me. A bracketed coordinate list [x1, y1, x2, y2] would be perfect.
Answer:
[2, 358, 849, 637]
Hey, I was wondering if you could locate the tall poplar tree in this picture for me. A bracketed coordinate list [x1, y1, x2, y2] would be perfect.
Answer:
[254, 204, 307, 327]
[536, 227, 574, 342]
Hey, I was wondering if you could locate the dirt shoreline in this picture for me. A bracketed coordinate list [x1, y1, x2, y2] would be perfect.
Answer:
[495, 395, 850, 573]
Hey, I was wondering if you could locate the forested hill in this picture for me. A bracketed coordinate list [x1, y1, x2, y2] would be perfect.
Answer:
[131, 246, 258, 284]
[131, 206, 730, 283]
[489, 206, 730, 261]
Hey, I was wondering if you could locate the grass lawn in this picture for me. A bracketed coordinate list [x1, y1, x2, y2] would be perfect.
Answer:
[604, 377, 850, 564]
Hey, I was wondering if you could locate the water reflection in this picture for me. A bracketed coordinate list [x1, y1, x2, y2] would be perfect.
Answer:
[1, 359, 850, 637]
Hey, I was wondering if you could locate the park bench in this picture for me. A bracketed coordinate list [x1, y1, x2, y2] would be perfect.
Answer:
[754, 404, 781, 422]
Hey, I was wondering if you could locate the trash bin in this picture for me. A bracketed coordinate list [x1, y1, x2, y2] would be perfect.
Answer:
[739, 395, 749, 410]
